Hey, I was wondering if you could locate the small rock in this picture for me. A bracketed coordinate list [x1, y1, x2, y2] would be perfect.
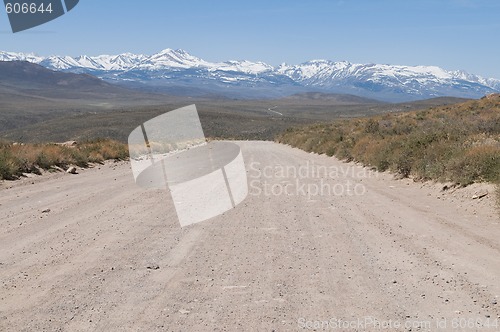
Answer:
[66, 167, 78, 174]
[56, 141, 77, 147]
[472, 192, 488, 199]
[51, 166, 64, 172]
[41, 209, 51, 214]
[146, 264, 160, 270]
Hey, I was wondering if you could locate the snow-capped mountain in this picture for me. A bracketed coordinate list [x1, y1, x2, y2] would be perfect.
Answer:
[37, 53, 148, 71]
[277, 60, 500, 98]
[0, 51, 44, 63]
[1, 49, 498, 101]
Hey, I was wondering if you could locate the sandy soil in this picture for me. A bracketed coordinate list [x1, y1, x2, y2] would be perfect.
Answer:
[0, 141, 499, 331]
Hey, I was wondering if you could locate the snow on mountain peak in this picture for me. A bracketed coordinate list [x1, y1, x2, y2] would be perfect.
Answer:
[1, 48, 499, 100]
[138, 48, 209, 70]
[215, 60, 273, 74]
[0, 51, 44, 63]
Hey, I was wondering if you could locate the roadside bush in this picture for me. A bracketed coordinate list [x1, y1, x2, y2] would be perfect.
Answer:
[0, 139, 129, 180]
[447, 145, 500, 185]
[277, 96, 500, 186]
[0, 149, 18, 180]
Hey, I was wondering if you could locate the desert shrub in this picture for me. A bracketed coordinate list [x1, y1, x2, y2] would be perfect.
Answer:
[335, 141, 354, 161]
[0, 149, 18, 180]
[277, 96, 500, 186]
[412, 141, 460, 180]
[80, 139, 128, 161]
[447, 145, 500, 185]
[325, 145, 336, 157]
[87, 151, 104, 164]
[0, 139, 129, 180]
[351, 136, 372, 160]
[362, 138, 394, 172]
[302, 137, 318, 153]
[364, 119, 380, 134]
[36, 145, 71, 169]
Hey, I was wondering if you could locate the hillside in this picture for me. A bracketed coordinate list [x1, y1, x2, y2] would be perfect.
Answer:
[0, 61, 143, 99]
[277, 94, 500, 186]
[0, 61, 175, 132]
[281, 92, 383, 104]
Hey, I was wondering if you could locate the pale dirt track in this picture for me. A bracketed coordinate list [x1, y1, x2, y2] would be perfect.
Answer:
[0, 141, 499, 331]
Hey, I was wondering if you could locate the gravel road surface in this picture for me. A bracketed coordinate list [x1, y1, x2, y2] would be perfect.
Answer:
[1, 141, 499, 331]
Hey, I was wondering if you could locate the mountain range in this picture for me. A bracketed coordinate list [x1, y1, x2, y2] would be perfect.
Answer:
[1, 49, 499, 102]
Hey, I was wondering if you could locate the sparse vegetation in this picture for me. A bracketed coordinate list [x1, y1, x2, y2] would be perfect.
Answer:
[0, 95, 467, 144]
[0, 139, 128, 180]
[277, 95, 500, 187]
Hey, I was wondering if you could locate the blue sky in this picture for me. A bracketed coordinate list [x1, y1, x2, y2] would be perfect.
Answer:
[1, 0, 500, 78]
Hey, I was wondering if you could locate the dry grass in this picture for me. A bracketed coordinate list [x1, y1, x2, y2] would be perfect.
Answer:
[277, 95, 500, 187]
[0, 139, 128, 180]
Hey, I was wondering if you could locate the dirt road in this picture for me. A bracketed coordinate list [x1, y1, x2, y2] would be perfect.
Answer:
[1, 141, 499, 331]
